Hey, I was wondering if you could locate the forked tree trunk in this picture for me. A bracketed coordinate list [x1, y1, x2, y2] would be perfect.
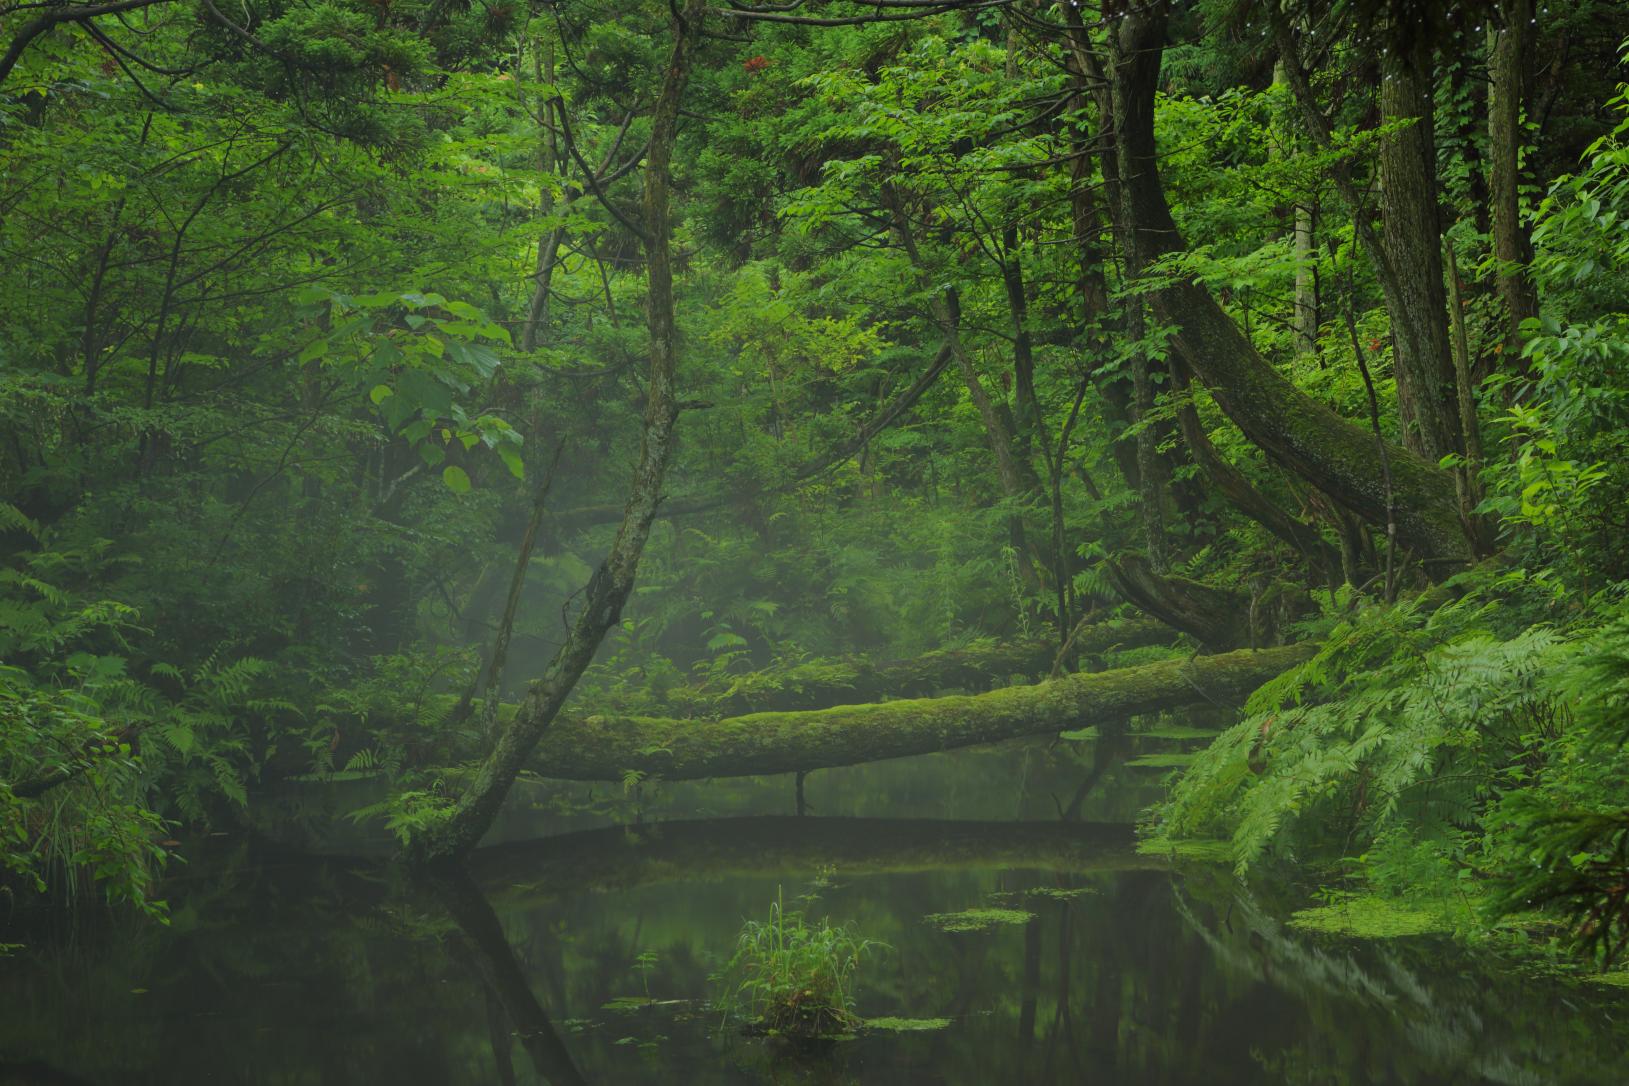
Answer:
[1107, 5, 1471, 569]
[413, 0, 707, 862]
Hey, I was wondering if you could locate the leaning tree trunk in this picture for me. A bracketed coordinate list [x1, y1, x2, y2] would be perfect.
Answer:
[413, 0, 707, 862]
[1107, 4, 1471, 569]
[523, 643, 1313, 782]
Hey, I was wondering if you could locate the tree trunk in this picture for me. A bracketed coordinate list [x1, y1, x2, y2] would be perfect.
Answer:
[1489, 0, 1539, 363]
[1378, 28, 1462, 463]
[413, 0, 707, 862]
[657, 618, 1175, 716]
[1293, 200, 1319, 357]
[523, 643, 1313, 782]
[519, 39, 562, 353]
[1104, 554, 1256, 650]
[1108, 5, 1471, 569]
[1167, 356, 1339, 584]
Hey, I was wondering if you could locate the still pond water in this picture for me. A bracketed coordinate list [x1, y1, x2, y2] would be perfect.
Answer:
[4, 736, 1627, 1084]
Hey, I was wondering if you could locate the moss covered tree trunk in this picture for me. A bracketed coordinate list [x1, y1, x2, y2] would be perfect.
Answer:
[525, 643, 1312, 782]
[661, 618, 1175, 716]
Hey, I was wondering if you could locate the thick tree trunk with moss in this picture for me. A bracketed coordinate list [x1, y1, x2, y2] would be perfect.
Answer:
[659, 618, 1175, 716]
[412, 0, 706, 862]
[1168, 357, 1339, 585]
[524, 643, 1312, 782]
[1104, 555, 1255, 650]
[1108, 6, 1471, 569]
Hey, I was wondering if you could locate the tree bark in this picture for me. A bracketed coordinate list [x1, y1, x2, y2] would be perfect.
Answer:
[522, 642, 1313, 782]
[1108, 5, 1471, 569]
[1104, 554, 1254, 650]
[1167, 356, 1339, 584]
[1489, 0, 1539, 363]
[413, 0, 707, 862]
[1377, 27, 1462, 464]
[656, 618, 1175, 716]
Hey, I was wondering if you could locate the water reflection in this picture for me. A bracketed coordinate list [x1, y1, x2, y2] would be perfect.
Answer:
[3, 750, 1627, 1084]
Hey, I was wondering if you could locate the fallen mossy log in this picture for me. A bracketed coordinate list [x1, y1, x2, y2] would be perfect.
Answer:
[531, 642, 1314, 782]
[663, 617, 1176, 716]
[469, 816, 1156, 903]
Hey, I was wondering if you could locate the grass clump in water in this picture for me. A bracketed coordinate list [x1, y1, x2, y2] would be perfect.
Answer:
[924, 907, 1035, 933]
[715, 889, 880, 1040]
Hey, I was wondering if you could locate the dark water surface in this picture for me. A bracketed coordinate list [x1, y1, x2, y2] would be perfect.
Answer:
[4, 740, 1626, 1085]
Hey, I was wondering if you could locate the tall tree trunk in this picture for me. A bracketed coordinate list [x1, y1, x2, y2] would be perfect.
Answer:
[1127, 298, 1169, 570]
[1377, 27, 1462, 464]
[1489, 0, 1539, 364]
[1108, 3, 1471, 568]
[1273, 59, 1320, 358]
[413, 0, 706, 862]
[519, 38, 561, 353]
[1293, 199, 1319, 357]
[1002, 224, 1041, 458]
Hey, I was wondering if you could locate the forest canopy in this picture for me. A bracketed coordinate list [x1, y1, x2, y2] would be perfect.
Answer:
[4, 0, 1629, 971]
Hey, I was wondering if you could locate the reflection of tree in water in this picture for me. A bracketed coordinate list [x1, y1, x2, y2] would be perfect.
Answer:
[1170, 874, 1622, 1085]
[432, 869, 586, 1086]
[5, 811, 1628, 1085]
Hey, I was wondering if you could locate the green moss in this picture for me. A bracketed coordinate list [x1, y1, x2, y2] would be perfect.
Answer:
[924, 907, 1036, 933]
[1126, 752, 1198, 768]
[1058, 726, 1099, 741]
[865, 1016, 952, 1032]
[1584, 971, 1629, 989]
[1136, 837, 1234, 863]
[1287, 893, 1456, 938]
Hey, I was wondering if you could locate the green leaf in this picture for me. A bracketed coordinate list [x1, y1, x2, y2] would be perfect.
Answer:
[497, 444, 524, 479]
[369, 384, 393, 405]
[442, 466, 471, 494]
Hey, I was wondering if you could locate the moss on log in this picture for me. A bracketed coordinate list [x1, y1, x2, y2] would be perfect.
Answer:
[470, 816, 1157, 903]
[664, 618, 1176, 717]
[533, 642, 1313, 781]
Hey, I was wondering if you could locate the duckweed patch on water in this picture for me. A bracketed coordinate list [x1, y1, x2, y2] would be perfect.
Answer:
[1287, 893, 1457, 938]
[924, 907, 1036, 933]
[991, 886, 1096, 904]
[865, 1016, 952, 1032]
[1136, 837, 1234, 863]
